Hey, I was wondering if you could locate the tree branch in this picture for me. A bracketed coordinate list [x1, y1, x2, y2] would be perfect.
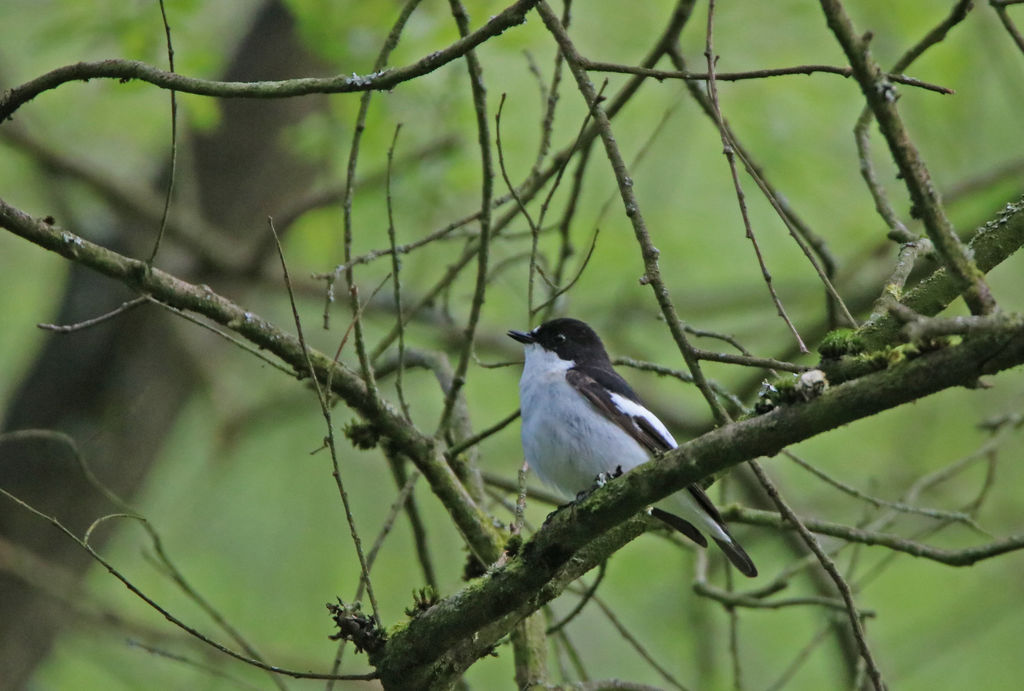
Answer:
[372, 311, 1024, 685]
[0, 0, 540, 121]
[818, 0, 996, 315]
[4, 188, 1024, 688]
[0, 197, 506, 569]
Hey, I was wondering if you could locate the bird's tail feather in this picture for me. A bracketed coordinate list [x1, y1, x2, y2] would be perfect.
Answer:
[712, 536, 758, 578]
[653, 505, 758, 578]
[651, 507, 707, 547]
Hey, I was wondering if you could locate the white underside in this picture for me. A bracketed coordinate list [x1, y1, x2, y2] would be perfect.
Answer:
[518, 343, 731, 542]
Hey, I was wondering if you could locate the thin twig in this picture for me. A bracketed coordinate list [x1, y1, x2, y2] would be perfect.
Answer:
[538, 0, 730, 425]
[388, 454, 439, 589]
[144, 297, 295, 376]
[369, 0, 696, 360]
[747, 461, 886, 690]
[582, 59, 954, 94]
[545, 561, 607, 634]
[530, 1, 568, 178]
[481, 469, 565, 508]
[314, 212, 478, 280]
[591, 595, 693, 691]
[385, 123, 413, 422]
[126, 639, 268, 691]
[819, 0, 995, 315]
[784, 450, 981, 528]
[495, 93, 542, 320]
[666, 44, 850, 329]
[612, 357, 747, 413]
[360, 469, 422, 594]
[764, 622, 835, 691]
[694, 581, 874, 615]
[691, 348, 808, 373]
[38, 296, 148, 332]
[532, 226, 600, 317]
[448, 409, 522, 457]
[855, 0, 972, 244]
[0, 485, 377, 681]
[704, 0, 808, 352]
[267, 218, 381, 627]
[146, 0, 178, 265]
[436, 0, 495, 439]
[992, 0, 1024, 53]
[536, 94, 679, 319]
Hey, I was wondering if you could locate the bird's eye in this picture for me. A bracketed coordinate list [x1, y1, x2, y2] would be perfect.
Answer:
[554, 334, 566, 344]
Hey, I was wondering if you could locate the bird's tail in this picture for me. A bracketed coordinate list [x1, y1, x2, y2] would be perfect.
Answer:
[712, 535, 758, 578]
[652, 504, 758, 578]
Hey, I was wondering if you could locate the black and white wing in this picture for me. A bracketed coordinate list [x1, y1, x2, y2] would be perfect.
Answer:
[565, 365, 758, 577]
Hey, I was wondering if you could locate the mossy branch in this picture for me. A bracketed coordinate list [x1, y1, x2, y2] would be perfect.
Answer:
[371, 312, 1024, 687]
[857, 196, 1024, 350]
[0, 197, 505, 568]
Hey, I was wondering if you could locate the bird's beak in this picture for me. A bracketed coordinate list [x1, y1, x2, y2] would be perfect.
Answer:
[507, 329, 535, 344]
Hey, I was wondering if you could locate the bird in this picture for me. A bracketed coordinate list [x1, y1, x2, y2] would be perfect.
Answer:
[508, 317, 757, 577]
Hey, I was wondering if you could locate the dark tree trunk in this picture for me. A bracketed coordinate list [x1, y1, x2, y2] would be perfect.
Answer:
[0, 3, 328, 686]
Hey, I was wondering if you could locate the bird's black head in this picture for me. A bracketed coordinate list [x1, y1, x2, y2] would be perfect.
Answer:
[508, 318, 610, 364]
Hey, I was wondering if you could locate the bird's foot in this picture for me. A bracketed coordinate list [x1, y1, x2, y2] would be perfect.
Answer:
[543, 466, 624, 526]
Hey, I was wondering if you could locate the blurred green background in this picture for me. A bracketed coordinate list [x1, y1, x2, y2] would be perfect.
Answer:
[2, 1, 1023, 689]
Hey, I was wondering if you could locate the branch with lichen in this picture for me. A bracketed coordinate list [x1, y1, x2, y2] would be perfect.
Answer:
[4, 183, 1024, 688]
[818, 0, 996, 315]
[370, 311, 1024, 686]
[0, 197, 506, 570]
[0, 0, 540, 122]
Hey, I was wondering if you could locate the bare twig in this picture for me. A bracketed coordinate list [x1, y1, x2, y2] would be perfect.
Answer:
[0, 485, 378, 681]
[447, 409, 522, 458]
[582, 59, 954, 94]
[545, 561, 607, 634]
[385, 124, 413, 422]
[747, 461, 886, 690]
[146, 0, 178, 265]
[126, 639, 266, 691]
[537, 0, 730, 425]
[723, 505, 1024, 567]
[666, 44, 851, 330]
[992, 0, 1024, 53]
[591, 595, 692, 691]
[612, 357, 747, 413]
[704, 0, 808, 353]
[784, 450, 981, 528]
[268, 218, 381, 626]
[495, 93, 542, 319]
[145, 297, 295, 375]
[38, 296, 148, 333]
[436, 0, 495, 439]
[819, 0, 995, 315]
[0, 0, 541, 122]
[855, 0, 973, 245]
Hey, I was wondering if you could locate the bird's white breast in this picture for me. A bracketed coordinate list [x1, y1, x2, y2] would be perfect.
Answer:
[518, 344, 652, 497]
[516, 343, 732, 542]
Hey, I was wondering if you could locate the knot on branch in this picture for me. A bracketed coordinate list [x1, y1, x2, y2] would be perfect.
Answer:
[404, 586, 439, 617]
[326, 599, 386, 654]
[818, 328, 867, 359]
[344, 419, 381, 449]
[755, 369, 829, 412]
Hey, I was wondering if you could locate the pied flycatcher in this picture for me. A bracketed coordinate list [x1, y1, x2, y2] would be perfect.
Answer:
[509, 317, 757, 577]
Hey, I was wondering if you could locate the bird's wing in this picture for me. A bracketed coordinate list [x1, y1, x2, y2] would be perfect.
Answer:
[565, 366, 675, 455]
[566, 365, 754, 569]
